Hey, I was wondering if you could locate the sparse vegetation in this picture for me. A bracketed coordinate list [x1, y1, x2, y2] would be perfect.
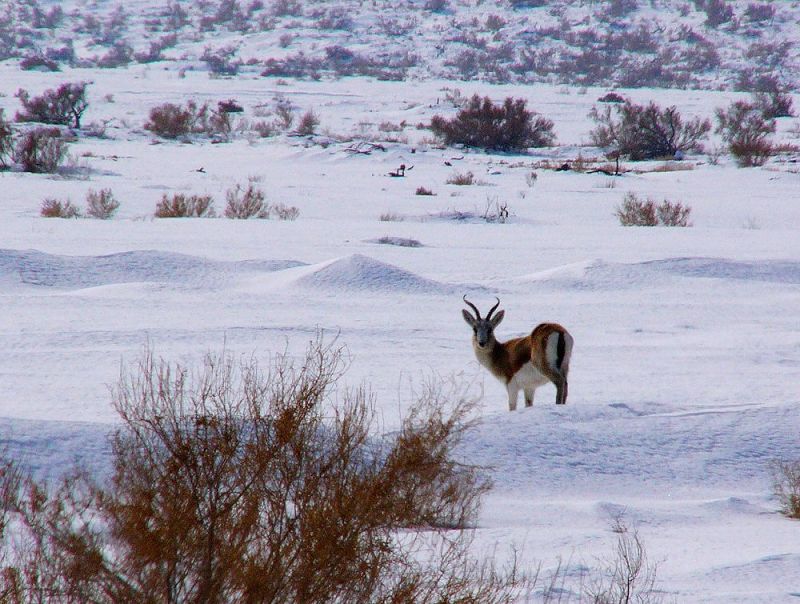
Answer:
[154, 193, 216, 218]
[772, 459, 800, 519]
[616, 192, 692, 227]
[431, 95, 555, 152]
[590, 100, 711, 160]
[715, 100, 776, 167]
[15, 82, 89, 129]
[296, 109, 319, 135]
[416, 186, 434, 196]
[85, 188, 120, 219]
[14, 127, 68, 173]
[374, 236, 423, 247]
[40, 197, 81, 218]
[0, 337, 532, 603]
[446, 171, 476, 185]
[144, 102, 196, 139]
[0, 110, 12, 169]
[224, 182, 269, 218]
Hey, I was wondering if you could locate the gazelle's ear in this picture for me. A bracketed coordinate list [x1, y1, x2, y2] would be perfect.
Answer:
[490, 309, 505, 328]
[462, 309, 477, 328]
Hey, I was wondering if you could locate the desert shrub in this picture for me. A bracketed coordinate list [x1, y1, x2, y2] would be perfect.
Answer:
[771, 459, 800, 519]
[85, 188, 120, 219]
[715, 101, 776, 167]
[15, 82, 89, 129]
[145, 102, 196, 138]
[20, 54, 60, 71]
[0, 337, 530, 602]
[752, 91, 795, 119]
[201, 44, 241, 76]
[97, 42, 133, 68]
[704, 0, 733, 26]
[271, 202, 300, 220]
[616, 192, 692, 227]
[416, 186, 434, 195]
[154, 193, 215, 217]
[14, 127, 67, 173]
[446, 170, 476, 185]
[374, 236, 423, 247]
[296, 109, 319, 135]
[590, 101, 711, 160]
[40, 198, 81, 218]
[430, 95, 555, 152]
[0, 110, 12, 168]
[744, 2, 775, 22]
[218, 99, 244, 113]
[225, 182, 269, 218]
[598, 92, 626, 103]
[586, 519, 662, 603]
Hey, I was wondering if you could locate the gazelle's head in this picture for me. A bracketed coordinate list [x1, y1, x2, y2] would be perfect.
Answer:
[462, 295, 505, 349]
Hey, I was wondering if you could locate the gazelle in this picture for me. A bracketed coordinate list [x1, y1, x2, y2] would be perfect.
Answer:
[462, 296, 573, 411]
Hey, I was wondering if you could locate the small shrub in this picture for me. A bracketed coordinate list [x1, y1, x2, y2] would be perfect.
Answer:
[296, 109, 319, 135]
[752, 91, 795, 120]
[14, 127, 67, 173]
[15, 82, 89, 129]
[145, 102, 195, 138]
[772, 459, 800, 519]
[616, 192, 692, 227]
[40, 198, 81, 218]
[272, 202, 300, 220]
[430, 95, 555, 152]
[154, 193, 215, 218]
[85, 188, 120, 219]
[704, 0, 734, 26]
[0, 110, 12, 168]
[598, 92, 627, 103]
[416, 186, 434, 196]
[715, 101, 776, 167]
[590, 101, 711, 160]
[224, 182, 269, 218]
[446, 171, 476, 185]
[201, 44, 241, 76]
[380, 212, 404, 222]
[744, 2, 776, 22]
[374, 236, 423, 247]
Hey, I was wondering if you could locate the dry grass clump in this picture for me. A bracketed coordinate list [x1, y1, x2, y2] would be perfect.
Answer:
[85, 188, 120, 219]
[771, 459, 800, 519]
[40, 198, 81, 218]
[416, 186, 435, 196]
[616, 192, 692, 227]
[224, 182, 269, 218]
[446, 170, 476, 185]
[155, 193, 215, 217]
[0, 336, 532, 603]
[14, 127, 67, 173]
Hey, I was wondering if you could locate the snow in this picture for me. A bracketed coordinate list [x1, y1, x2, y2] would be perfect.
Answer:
[1, 62, 800, 601]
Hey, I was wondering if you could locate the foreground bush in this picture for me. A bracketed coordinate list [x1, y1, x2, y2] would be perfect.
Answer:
[13, 127, 67, 173]
[0, 337, 531, 603]
[0, 110, 12, 168]
[715, 100, 776, 167]
[85, 188, 120, 219]
[772, 459, 800, 519]
[154, 193, 216, 217]
[590, 100, 711, 160]
[616, 192, 692, 227]
[15, 82, 89, 129]
[431, 95, 555, 151]
[224, 182, 269, 218]
[40, 198, 81, 218]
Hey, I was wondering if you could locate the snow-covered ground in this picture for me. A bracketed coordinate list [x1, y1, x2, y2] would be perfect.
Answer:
[1, 65, 800, 601]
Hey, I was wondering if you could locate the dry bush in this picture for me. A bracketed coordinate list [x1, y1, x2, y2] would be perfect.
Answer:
[375, 236, 423, 248]
[15, 82, 89, 129]
[715, 101, 776, 167]
[648, 162, 695, 173]
[145, 102, 196, 138]
[270, 203, 300, 221]
[0, 110, 12, 169]
[590, 101, 711, 160]
[416, 186, 435, 196]
[154, 193, 215, 218]
[431, 95, 555, 152]
[586, 519, 663, 604]
[14, 127, 67, 173]
[40, 198, 81, 218]
[0, 337, 532, 603]
[446, 170, 476, 185]
[752, 91, 795, 120]
[225, 182, 269, 218]
[380, 212, 404, 222]
[85, 187, 120, 219]
[296, 109, 319, 135]
[616, 192, 692, 227]
[771, 459, 800, 519]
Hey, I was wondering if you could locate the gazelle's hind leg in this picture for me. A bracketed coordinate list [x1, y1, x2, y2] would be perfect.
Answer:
[555, 377, 568, 405]
[523, 387, 534, 407]
[507, 383, 519, 411]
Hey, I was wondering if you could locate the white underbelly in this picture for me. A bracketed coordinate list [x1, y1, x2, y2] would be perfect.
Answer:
[508, 362, 549, 390]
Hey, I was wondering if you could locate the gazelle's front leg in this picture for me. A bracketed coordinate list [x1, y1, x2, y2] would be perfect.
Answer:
[506, 383, 520, 411]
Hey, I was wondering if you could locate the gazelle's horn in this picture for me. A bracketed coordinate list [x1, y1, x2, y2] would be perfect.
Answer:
[485, 297, 501, 321]
[462, 295, 481, 320]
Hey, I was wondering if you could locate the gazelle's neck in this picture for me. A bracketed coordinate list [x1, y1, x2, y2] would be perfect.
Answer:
[473, 338, 508, 381]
